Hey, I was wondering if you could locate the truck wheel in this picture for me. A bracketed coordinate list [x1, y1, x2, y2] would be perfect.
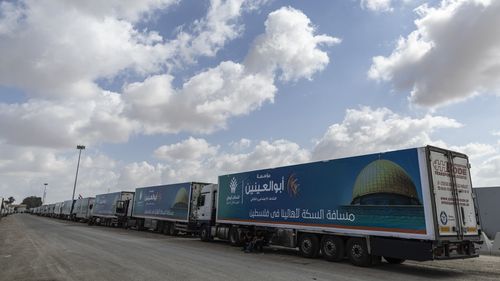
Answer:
[384, 257, 405, 264]
[346, 238, 372, 267]
[299, 234, 319, 258]
[168, 224, 178, 236]
[229, 227, 241, 246]
[162, 223, 170, 235]
[321, 235, 344, 262]
[200, 225, 211, 242]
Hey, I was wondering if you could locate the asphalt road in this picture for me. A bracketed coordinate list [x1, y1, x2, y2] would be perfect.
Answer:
[1, 214, 499, 281]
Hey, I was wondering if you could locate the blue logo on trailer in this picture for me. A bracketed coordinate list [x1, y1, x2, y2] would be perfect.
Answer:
[440, 211, 448, 225]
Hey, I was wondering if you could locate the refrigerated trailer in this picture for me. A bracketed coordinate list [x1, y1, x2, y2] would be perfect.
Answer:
[0, 197, 4, 218]
[196, 146, 481, 266]
[89, 191, 134, 227]
[132, 182, 211, 235]
[53, 202, 63, 218]
[72, 197, 95, 221]
[61, 200, 75, 219]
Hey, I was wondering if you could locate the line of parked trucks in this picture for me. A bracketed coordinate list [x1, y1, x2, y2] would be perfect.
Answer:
[29, 146, 482, 266]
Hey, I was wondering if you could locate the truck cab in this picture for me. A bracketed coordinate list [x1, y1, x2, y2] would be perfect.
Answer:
[196, 184, 219, 240]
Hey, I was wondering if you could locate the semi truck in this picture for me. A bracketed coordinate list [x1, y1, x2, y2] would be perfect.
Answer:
[61, 200, 75, 219]
[196, 146, 481, 266]
[72, 197, 95, 222]
[89, 191, 134, 227]
[132, 182, 211, 235]
[53, 202, 63, 218]
[0, 197, 4, 218]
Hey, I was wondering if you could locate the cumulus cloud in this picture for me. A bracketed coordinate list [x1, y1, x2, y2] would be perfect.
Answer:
[0, 145, 119, 203]
[0, 0, 173, 99]
[117, 161, 164, 190]
[3, 105, 498, 202]
[312, 106, 462, 160]
[123, 63, 276, 133]
[154, 137, 219, 161]
[361, 0, 393, 12]
[245, 6, 340, 81]
[0, 92, 135, 148]
[369, 0, 500, 107]
[123, 6, 338, 134]
[475, 155, 500, 187]
[118, 138, 311, 186]
[0, 2, 340, 201]
[172, 0, 250, 64]
[0, 3, 337, 144]
[230, 138, 252, 151]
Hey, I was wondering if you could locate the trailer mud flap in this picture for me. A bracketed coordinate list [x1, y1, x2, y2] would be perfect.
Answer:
[371, 237, 433, 261]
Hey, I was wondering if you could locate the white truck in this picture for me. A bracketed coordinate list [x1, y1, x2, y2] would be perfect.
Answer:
[89, 191, 134, 227]
[72, 197, 95, 222]
[195, 146, 481, 266]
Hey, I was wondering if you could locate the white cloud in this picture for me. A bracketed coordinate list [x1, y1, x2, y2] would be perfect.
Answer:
[0, 145, 119, 203]
[449, 143, 497, 160]
[216, 139, 311, 173]
[0, 3, 337, 145]
[117, 161, 164, 190]
[0, 92, 135, 148]
[123, 7, 337, 134]
[3, 105, 499, 203]
[230, 138, 252, 151]
[361, 0, 393, 12]
[172, 0, 247, 64]
[312, 106, 462, 160]
[369, 0, 500, 107]
[122, 63, 276, 134]
[245, 6, 340, 81]
[0, 0, 173, 99]
[475, 155, 500, 187]
[154, 137, 219, 161]
[119, 138, 311, 186]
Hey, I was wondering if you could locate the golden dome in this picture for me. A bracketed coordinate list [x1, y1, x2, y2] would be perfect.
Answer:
[352, 159, 418, 202]
[172, 187, 189, 208]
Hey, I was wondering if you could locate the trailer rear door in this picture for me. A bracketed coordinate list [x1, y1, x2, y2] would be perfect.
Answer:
[427, 147, 479, 238]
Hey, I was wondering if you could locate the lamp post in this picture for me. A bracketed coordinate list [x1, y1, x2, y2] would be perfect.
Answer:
[42, 183, 47, 204]
[71, 145, 85, 213]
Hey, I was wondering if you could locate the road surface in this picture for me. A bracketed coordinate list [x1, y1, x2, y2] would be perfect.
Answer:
[0, 214, 499, 281]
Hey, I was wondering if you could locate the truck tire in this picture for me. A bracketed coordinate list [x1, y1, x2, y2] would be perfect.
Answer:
[162, 223, 170, 235]
[168, 223, 178, 236]
[200, 225, 211, 242]
[321, 235, 344, 262]
[299, 234, 319, 258]
[384, 257, 405, 264]
[346, 238, 372, 267]
[229, 227, 241, 246]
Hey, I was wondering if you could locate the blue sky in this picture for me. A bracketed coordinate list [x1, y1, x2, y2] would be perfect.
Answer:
[0, 0, 499, 203]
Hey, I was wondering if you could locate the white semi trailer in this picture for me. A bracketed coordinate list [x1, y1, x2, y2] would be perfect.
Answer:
[195, 146, 481, 266]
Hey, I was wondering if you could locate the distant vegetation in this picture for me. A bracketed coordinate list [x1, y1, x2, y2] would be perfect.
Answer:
[21, 196, 42, 209]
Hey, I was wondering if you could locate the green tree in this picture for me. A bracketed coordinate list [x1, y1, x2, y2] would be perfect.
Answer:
[21, 196, 42, 209]
[6, 196, 15, 204]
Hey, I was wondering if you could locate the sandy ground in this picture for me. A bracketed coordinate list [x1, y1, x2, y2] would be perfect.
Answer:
[1, 214, 499, 281]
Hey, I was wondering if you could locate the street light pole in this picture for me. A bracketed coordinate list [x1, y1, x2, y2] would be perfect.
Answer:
[71, 145, 85, 213]
[42, 183, 48, 204]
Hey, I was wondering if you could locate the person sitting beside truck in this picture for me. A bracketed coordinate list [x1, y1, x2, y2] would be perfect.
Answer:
[253, 231, 265, 253]
[242, 232, 253, 252]
[242, 231, 266, 253]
